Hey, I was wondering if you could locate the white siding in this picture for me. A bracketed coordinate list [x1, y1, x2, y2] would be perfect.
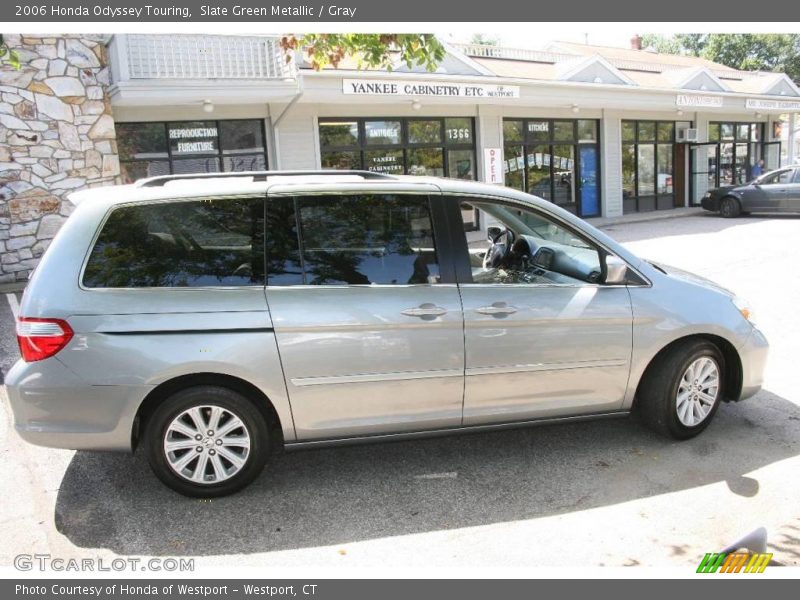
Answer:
[601, 110, 623, 217]
[273, 104, 318, 170]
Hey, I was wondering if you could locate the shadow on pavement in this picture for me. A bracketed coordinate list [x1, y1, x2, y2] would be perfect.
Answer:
[54, 388, 800, 557]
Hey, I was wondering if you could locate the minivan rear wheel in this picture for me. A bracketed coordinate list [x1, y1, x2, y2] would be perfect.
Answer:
[637, 340, 725, 440]
[144, 386, 269, 497]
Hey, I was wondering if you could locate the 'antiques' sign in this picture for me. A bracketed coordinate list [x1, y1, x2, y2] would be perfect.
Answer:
[676, 94, 724, 108]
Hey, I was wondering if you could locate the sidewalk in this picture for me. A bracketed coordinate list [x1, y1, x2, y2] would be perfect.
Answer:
[587, 206, 704, 229]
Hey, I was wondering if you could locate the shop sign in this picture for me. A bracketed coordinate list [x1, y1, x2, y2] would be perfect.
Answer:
[168, 126, 218, 154]
[343, 79, 520, 99]
[676, 94, 724, 108]
[484, 148, 502, 184]
[745, 98, 800, 111]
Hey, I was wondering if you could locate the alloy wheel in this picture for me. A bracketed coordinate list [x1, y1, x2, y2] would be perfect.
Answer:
[676, 357, 720, 427]
[163, 405, 251, 484]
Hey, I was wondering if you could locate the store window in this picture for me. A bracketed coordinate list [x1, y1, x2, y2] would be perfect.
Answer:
[117, 120, 268, 183]
[503, 118, 601, 218]
[319, 117, 478, 228]
[319, 117, 477, 179]
[621, 121, 676, 213]
[708, 122, 766, 186]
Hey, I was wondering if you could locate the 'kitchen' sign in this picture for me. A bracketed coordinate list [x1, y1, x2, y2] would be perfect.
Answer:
[343, 79, 520, 99]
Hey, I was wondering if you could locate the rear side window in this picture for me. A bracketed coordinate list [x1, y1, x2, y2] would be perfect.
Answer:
[266, 194, 439, 286]
[83, 197, 265, 288]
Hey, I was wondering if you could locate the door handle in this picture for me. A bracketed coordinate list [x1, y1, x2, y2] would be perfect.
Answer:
[475, 303, 518, 316]
[401, 303, 448, 318]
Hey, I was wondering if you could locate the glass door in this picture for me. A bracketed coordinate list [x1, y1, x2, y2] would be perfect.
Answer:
[578, 145, 600, 217]
[689, 143, 719, 205]
[763, 142, 781, 171]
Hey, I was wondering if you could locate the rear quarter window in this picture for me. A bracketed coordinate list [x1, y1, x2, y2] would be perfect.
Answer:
[83, 197, 265, 288]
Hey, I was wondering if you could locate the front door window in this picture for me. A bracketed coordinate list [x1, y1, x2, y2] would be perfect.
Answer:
[460, 200, 602, 286]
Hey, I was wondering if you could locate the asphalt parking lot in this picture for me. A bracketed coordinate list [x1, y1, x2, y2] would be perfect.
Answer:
[1, 211, 798, 571]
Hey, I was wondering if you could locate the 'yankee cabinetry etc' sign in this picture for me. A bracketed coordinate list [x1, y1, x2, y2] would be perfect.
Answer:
[343, 79, 520, 99]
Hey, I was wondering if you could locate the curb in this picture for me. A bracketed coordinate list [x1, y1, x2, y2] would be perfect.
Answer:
[589, 208, 706, 229]
[0, 282, 27, 294]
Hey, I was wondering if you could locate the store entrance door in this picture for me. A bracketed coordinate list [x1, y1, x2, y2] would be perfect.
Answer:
[674, 144, 687, 207]
[689, 143, 719, 206]
[763, 142, 781, 171]
[578, 145, 600, 217]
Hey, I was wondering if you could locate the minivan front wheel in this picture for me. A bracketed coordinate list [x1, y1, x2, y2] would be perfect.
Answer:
[638, 340, 725, 439]
[144, 386, 269, 497]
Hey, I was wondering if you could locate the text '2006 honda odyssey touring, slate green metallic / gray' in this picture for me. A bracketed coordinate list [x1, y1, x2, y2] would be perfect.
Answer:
[6, 171, 768, 497]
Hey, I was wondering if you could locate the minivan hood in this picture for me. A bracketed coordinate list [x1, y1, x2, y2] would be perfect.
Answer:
[648, 261, 735, 297]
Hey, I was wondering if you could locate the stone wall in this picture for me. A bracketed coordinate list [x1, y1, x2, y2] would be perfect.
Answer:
[0, 34, 120, 283]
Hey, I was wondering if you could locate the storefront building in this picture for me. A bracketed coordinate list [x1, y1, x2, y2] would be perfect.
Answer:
[3, 33, 800, 279]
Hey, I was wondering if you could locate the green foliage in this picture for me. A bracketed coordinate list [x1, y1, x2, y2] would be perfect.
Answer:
[469, 33, 500, 46]
[280, 34, 446, 72]
[0, 34, 21, 70]
[640, 33, 800, 81]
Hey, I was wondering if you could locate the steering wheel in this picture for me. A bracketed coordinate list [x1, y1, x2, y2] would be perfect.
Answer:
[483, 227, 516, 269]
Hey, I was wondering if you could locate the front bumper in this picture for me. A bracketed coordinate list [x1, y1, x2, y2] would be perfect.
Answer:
[737, 326, 769, 400]
[5, 357, 151, 452]
[701, 196, 720, 212]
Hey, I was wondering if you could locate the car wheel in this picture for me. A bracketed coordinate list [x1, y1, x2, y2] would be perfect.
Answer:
[144, 386, 269, 497]
[719, 197, 741, 218]
[637, 339, 725, 440]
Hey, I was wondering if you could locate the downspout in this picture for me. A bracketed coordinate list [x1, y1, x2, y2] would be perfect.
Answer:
[269, 74, 304, 170]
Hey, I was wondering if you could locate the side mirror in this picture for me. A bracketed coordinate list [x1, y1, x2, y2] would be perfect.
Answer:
[487, 226, 504, 243]
[604, 255, 628, 285]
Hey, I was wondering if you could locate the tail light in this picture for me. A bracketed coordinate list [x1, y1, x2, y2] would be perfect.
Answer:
[16, 317, 74, 362]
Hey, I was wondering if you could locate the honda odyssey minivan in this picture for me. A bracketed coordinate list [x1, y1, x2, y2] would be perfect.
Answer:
[6, 171, 768, 497]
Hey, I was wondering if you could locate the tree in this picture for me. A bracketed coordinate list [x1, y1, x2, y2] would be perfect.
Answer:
[0, 34, 21, 69]
[280, 34, 446, 72]
[469, 33, 500, 46]
[640, 33, 800, 82]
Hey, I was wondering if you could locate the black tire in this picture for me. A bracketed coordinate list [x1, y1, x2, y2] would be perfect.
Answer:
[637, 339, 725, 440]
[719, 197, 741, 218]
[144, 386, 270, 497]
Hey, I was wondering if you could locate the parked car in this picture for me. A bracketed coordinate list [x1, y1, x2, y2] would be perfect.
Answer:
[7, 171, 768, 497]
[701, 166, 800, 217]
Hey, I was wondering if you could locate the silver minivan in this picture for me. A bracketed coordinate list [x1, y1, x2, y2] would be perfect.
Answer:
[6, 171, 769, 497]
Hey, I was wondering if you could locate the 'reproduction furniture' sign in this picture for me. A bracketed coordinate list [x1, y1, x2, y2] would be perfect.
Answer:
[343, 79, 520, 99]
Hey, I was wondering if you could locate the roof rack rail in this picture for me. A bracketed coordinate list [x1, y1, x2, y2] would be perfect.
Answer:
[135, 170, 397, 187]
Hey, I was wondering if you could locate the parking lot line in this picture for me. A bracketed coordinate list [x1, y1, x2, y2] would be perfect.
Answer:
[5, 294, 19, 319]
